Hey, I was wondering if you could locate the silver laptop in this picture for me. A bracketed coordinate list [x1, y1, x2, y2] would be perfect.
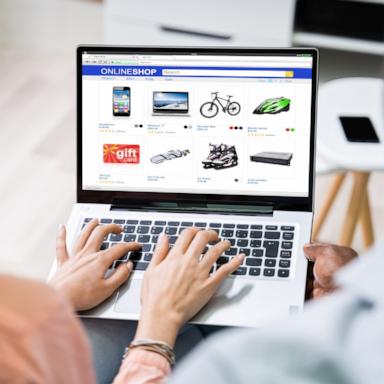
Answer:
[50, 46, 318, 327]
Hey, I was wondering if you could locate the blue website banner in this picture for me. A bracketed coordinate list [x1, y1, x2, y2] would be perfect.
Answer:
[82, 65, 312, 79]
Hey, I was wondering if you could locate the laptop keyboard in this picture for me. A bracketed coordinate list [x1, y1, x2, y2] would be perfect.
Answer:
[82, 218, 295, 279]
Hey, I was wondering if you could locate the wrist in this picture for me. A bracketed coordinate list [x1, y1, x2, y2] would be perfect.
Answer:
[135, 309, 182, 348]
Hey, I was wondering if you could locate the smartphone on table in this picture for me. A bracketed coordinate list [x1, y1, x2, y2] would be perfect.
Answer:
[113, 86, 130, 116]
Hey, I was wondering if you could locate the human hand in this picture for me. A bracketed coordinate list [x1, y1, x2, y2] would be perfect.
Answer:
[304, 243, 358, 299]
[49, 219, 140, 311]
[135, 228, 245, 347]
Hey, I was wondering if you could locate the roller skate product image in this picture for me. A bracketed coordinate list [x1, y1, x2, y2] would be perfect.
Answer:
[150, 149, 190, 164]
[202, 144, 238, 170]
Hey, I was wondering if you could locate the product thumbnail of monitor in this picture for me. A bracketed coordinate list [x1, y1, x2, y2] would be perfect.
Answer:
[153, 92, 189, 114]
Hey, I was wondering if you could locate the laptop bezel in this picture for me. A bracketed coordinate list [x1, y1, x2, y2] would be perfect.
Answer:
[77, 45, 318, 212]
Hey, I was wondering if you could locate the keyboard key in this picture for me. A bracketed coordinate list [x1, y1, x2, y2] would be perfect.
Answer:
[169, 236, 178, 244]
[151, 226, 163, 234]
[238, 248, 250, 256]
[280, 250, 292, 258]
[265, 231, 281, 239]
[235, 230, 248, 238]
[265, 259, 276, 267]
[84, 218, 93, 223]
[217, 256, 229, 264]
[249, 267, 261, 276]
[144, 253, 153, 261]
[123, 225, 136, 233]
[181, 221, 193, 226]
[225, 247, 237, 256]
[140, 220, 152, 225]
[250, 240, 262, 248]
[129, 251, 142, 261]
[251, 249, 264, 257]
[100, 218, 112, 224]
[250, 224, 262, 230]
[179, 227, 187, 234]
[281, 226, 294, 231]
[264, 241, 279, 258]
[263, 268, 275, 277]
[250, 231, 262, 239]
[223, 223, 235, 228]
[138, 235, 150, 243]
[221, 230, 234, 237]
[152, 235, 159, 244]
[228, 238, 236, 246]
[195, 222, 207, 227]
[134, 262, 149, 271]
[110, 242, 119, 247]
[168, 221, 180, 226]
[266, 225, 277, 230]
[283, 232, 294, 240]
[165, 227, 177, 235]
[232, 267, 247, 275]
[137, 226, 150, 234]
[237, 239, 249, 247]
[126, 220, 139, 224]
[246, 258, 262, 266]
[124, 234, 136, 242]
[282, 241, 293, 249]
[100, 242, 109, 250]
[209, 223, 222, 228]
[279, 260, 291, 268]
[154, 220, 166, 226]
[237, 224, 249, 229]
[142, 244, 152, 252]
[113, 260, 125, 269]
[113, 219, 125, 224]
[278, 269, 290, 278]
[109, 233, 122, 242]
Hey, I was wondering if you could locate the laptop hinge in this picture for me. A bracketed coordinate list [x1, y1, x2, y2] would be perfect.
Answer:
[110, 199, 274, 216]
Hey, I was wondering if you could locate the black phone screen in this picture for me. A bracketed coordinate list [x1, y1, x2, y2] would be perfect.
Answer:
[339, 116, 380, 143]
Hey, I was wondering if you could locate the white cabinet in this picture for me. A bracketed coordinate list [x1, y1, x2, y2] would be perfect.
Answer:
[103, 0, 296, 47]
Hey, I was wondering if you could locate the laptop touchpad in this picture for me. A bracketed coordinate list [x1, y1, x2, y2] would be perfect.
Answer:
[114, 278, 142, 314]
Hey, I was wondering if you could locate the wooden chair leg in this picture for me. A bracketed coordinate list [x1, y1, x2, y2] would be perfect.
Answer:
[312, 172, 347, 241]
[339, 172, 370, 247]
[359, 187, 374, 249]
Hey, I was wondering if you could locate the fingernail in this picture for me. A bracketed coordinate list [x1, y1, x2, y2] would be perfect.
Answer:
[126, 261, 133, 271]
[58, 224, 64, 230]
[305, 242, 325, 248]
[237, 253, 245, 262]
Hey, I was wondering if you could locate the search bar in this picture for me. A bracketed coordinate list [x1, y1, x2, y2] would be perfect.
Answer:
[162, 69, 293, 78]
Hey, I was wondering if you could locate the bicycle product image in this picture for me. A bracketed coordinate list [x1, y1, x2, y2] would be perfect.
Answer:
[150, 149, 190, 164]
[253, 97, 291, 114]
[200, 92, 241, 118]
[202, 143, 238, 170]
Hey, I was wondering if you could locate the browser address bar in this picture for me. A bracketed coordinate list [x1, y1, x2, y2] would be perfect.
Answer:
[162, 69, 293, 78]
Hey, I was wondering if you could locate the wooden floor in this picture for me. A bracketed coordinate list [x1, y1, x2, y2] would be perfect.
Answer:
[0, 0, 383, 280]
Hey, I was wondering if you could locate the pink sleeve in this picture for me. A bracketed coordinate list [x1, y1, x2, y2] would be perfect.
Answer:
[0, 275, 96, 384]
[113, 348, 171, 384]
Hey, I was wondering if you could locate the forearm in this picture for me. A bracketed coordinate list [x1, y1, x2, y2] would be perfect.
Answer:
[113, 348, 171, 384]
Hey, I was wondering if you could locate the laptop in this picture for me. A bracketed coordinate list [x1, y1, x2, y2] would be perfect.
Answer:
[50, 46, 318, 327]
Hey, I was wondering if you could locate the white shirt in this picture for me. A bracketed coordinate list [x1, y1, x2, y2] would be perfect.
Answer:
[170, 243, 384, 384]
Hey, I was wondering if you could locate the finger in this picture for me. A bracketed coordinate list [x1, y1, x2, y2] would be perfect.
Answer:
[186, 230, 219, 260]
[200, 239, 231, 270]
[56, 224, 69, 266]
[73, 218, 99, 253]
[150, 234, 170, 268]
[100, 242, 141, 268]
[104, 261, 133, 291]
[303, 243, 328, 261]
[210, 254, 245, 285]
[171, 227, 200, 255]
[83, 223, 124, 252]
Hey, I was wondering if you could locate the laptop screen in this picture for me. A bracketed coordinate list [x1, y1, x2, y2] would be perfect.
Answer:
[81, 49, 314, 198]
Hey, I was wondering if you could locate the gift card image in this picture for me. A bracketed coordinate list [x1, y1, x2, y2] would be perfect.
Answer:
[103, 144, 140, 164]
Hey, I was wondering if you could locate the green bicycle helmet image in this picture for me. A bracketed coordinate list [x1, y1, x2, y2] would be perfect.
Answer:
[253, 97, 291, 114]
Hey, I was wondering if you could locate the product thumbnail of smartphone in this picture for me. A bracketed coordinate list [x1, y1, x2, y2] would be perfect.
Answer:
[113, 87, 131, 116]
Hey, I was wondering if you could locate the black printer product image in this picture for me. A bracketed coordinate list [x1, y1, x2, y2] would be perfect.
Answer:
[250, 151, 293, 166]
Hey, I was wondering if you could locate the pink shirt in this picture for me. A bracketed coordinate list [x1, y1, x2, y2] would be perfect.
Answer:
[0, 275, 170, 383]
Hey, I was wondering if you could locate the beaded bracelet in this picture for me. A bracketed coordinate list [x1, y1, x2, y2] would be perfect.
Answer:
[123, 339, 176, 366]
